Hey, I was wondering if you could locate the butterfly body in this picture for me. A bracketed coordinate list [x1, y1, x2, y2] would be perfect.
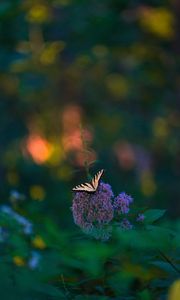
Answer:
[72, 169, 104, 193]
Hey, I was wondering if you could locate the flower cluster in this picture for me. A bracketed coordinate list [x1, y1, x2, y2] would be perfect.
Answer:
[0, 204, 43, 271]
[113, 192, 133, 214]
[120, 218, 133, 230]
[72, 181, 144, 240]
[136, 213, 145, 222]
[72, 182, 114, 238]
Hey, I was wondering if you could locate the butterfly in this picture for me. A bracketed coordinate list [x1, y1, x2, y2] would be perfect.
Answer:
[72, 169, 104, 193]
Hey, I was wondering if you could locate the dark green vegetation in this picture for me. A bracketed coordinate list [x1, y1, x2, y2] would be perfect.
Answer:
[0, 0, 179, 299]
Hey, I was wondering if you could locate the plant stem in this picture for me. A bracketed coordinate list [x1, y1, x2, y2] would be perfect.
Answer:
[79, 123, 91, 179]
[60, 274, 72, 299]
[157, 249, 180, 274]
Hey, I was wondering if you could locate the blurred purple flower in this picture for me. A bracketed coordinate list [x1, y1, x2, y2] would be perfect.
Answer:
[134, 146, 151, 174]
[0, 205, 33, 235]
[1, 205, 13, 215]
[23, 222, 33, 235]
[28, 251, 41, 270]
[72, 182, 114, 236]
[10, 190, 25, 202]
[120, 218, 133, 230]
[113, 192, 133, 214]
[136, 213, 145, 222]
[0, 226, 9, 242]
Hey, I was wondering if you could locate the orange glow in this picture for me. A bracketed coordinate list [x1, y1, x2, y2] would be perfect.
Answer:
[62, 105, 82, 131]
[62, 105, 83, 152]
[26, 134, 53, 164]
[61, 104, 94, 167]
[62, 128, 82, 151]
[114, 141, 136, 170]
[62, 105, 93, 158]
[75, 149, 97, 167]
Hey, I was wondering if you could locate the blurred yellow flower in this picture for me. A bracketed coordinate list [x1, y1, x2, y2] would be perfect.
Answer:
[168, 279, 180, 300]
[40, 41, 65, 65]
[30, 185, 46, 201]
[13, 256, 25, 267]
[75, 55, 91, 67]
[106, 74, 129, 98]
[47, 143, 65, 166]
[141, 171, 156, 196]
[153, 117, 169, 138]
[32, 235, 46, 249]
[139, 7, 174, 39]
[27, 4, 51, 23]
[92, 45, 109, 57]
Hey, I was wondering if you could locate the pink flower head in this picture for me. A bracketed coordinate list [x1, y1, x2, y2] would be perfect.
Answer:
[72, 182, 114, 236]
[120, 218, 133, 230]
[113, 192, 133, 214]
[136, 213, 145, 222]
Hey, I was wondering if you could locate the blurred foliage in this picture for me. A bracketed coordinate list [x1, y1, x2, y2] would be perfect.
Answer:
[0, 0, 179, 299]
[0, 204, 180, 299]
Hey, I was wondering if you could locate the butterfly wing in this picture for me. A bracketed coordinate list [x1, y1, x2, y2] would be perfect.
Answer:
[72, 182, 95, 192]
[72, 169, 104, 193]
[91, 169, 104, 191]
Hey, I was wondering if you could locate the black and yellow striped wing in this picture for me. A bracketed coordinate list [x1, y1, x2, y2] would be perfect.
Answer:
[72, 169, 104, 193]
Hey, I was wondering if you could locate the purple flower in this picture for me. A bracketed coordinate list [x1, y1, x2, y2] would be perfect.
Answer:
[0, 205, 33, 235]
[23, 222, 33, 235]
[120, 218, 133, 230]
[1, 205, 14, 215]
[113, 192, 133, 214]
[28, 251, 41, 270]
[136, 213, 145, 222]
[72, 182, 114, 237]
[0, 227, 9, 242]
[10, 190, 25, 202]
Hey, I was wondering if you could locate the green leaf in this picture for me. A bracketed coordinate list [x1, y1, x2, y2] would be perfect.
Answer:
[144, 209, 166, 224]
[35, 284, 65, 297]
[74, 296, 110, 300]
[137, 289, 152, 300]
[150, 261, 179, 275]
